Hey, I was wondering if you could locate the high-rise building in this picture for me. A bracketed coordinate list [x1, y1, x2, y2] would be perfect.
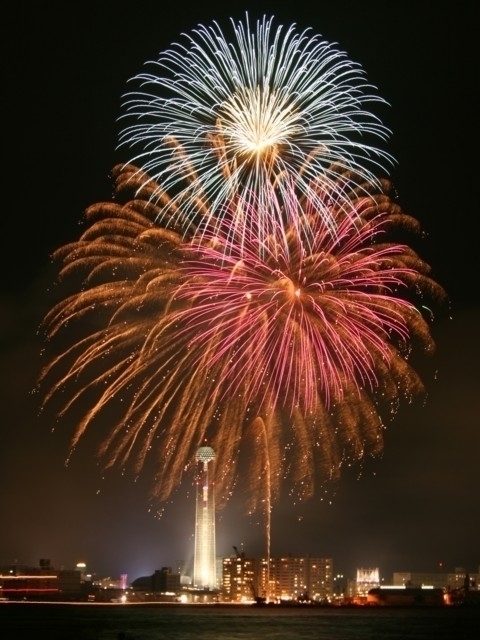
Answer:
[265, 555, 333, 602]
[222, 552, 258, 602]
[221, 552, 333, 602]
[193, 445, 217, 589]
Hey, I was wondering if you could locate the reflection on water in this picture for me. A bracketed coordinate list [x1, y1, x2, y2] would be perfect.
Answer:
[1, 602, 480, 640]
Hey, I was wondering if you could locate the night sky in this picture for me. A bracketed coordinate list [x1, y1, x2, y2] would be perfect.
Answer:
[2, 2, 478, 583]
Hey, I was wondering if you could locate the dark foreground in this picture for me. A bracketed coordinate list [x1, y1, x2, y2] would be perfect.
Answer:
[1, 601, 479, 640]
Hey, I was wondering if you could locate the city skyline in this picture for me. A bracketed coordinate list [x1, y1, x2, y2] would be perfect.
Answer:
[2, 551, 478, 593]
[2, 1, 478, 583]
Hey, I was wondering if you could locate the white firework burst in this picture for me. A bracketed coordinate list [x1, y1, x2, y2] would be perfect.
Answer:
[118, 13, 394, 248]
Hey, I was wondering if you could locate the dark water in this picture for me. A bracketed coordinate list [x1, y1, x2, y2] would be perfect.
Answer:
[1, 602, 479, 640]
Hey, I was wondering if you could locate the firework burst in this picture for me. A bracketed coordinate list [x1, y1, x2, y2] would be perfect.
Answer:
[38, 163, 445, 510]
[119, 14, 393, 249]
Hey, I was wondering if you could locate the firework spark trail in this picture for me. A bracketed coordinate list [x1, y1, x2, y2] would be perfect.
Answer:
[119, 14, 394, 250]
[38, 15, 447, 535]
[38, 162, 445, 511]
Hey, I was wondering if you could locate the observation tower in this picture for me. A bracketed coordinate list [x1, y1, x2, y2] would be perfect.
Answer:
[193, 445, 217, 589]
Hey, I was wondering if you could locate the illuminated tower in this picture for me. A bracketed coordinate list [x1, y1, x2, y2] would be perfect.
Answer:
[193, 445, 217, 589]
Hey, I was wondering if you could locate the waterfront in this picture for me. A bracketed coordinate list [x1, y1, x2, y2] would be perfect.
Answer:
[1, 602, 479, 640]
